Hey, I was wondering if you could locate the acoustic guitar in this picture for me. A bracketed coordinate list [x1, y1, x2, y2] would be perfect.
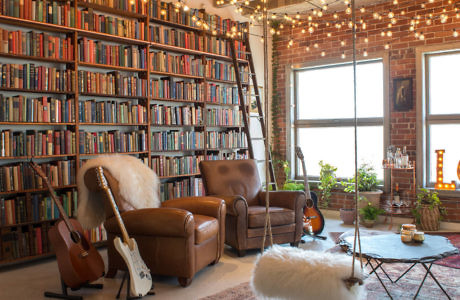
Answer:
[95, 166, 152, 297]
[29, 161, 105, 289]
[294, 147, 325, 236]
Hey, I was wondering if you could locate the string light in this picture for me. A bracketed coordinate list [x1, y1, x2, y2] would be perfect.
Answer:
[385, 42, 390, 49]
[454, 29, 459, 38]
[321, 51, 326, 57]
[363, 49, 368, 57]
[341, 52, 346, 59]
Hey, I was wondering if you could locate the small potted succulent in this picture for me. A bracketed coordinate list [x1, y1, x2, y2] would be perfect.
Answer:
[342, 163, 382, 208]
[412, 188, 446, 231]
[359, 202, 385, 228]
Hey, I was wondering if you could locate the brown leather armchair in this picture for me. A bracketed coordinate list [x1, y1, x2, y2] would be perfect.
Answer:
[199, 159, 306, 257]
[83, 167, 226, 287]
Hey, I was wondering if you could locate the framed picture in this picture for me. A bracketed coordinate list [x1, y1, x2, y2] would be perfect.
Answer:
[393, 78, 413, 111]
[250, 85, 264, 114]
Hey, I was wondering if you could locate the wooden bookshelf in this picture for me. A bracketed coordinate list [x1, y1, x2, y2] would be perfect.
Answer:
[0, 0, 250, 267]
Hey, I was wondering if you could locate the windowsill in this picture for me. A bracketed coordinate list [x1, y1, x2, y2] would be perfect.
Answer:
[424, 188, 460, 199]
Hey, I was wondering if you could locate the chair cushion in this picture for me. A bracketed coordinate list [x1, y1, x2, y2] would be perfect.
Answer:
[194, 214, 219, 245]
[248, 206, 295, 228]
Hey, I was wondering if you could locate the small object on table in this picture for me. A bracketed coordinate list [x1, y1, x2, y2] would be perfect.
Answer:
[400, 230, 413, 243]
[413, 231, 425, 243]
[402, 224, 416, 231]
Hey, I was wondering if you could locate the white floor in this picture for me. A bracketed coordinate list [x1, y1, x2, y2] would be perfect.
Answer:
[0, 212, 457, 300]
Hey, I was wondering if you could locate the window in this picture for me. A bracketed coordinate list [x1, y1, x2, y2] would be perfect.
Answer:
[420, 50, 460, 189]
[293, 60, 386, 180]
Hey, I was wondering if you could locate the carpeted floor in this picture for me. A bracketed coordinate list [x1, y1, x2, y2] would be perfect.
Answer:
[434, 233, 460, 269]
[201, 263, 460, 299]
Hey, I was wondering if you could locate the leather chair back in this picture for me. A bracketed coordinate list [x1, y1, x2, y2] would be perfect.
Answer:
[200, 159, 261, 206]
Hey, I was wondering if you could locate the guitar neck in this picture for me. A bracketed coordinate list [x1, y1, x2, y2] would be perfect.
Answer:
[300, 160, 312, 199]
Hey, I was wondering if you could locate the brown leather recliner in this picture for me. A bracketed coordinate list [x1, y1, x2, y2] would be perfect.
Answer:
[83, 167, 226, 287]
[199, 159, 306, 257]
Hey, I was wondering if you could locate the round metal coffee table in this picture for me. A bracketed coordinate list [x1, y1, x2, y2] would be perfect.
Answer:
[340, 234, 459, 300]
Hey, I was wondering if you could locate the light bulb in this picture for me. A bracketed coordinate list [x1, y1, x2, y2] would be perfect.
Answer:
[272, 14, 277, 19]
[387, 31, 393, 37]
[321, 51, 326, 57]
[384, 43, 390, 50]
[341, 52, 346, 59]
[344, 0, 350, 4]
[363, 49, 368, 57]
[270, 28, 276, 34]
[391, 18, 397, 24]
[314, 43, 319, 48]
[426, 19, 432, 25]
[381, 31, 386, 37]
[364, 37, 369, 43]
[318, 11, 323, 17]
[419, 32, 425, 40]
[306, 46, 310, 52]
[421, 3, 425, 8]
[346, 6, 352, 14]
[296, 13, 300, 19]
[334, 13, 338, 19]
[360, 7, 365, 13]
[388, 11, 394, 18]
[323, 5, 328, 10]
[453, 29, 459, 38]
[280, 24, 284, 29]
[212, 30, 217, 35]
[393, 0, 398, 4]
[327, 32, 332, 37]
[244, 0, 249, 4]
[373, 12, 379, 19]
[301, 29, 306, 34]
[414, 31, 419, 38]
[341, 40, 346, 46]
[309, 27, 314, 33]
[260, 38, 264, 43]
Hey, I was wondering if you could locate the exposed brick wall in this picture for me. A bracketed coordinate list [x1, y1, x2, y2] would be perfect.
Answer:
[273, 0, 460, 221]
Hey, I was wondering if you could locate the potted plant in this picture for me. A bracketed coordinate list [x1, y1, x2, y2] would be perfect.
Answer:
[342, 163, 383, 208]
[359, 202, 385, 228]
[412, 188, 446, 231]
[318, 160, 337, 209]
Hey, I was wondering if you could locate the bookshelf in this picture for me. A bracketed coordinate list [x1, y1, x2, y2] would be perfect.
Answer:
[0, 0, 250, 266]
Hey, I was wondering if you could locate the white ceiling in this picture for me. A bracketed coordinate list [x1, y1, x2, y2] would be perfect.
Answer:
[268, 0, 390, 15]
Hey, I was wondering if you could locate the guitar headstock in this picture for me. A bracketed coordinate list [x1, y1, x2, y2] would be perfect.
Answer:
[95, 166, 109, 190]
[295, 146, 304, 160]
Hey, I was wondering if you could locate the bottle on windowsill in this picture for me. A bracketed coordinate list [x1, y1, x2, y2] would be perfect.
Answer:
[393, 183, 401, 209]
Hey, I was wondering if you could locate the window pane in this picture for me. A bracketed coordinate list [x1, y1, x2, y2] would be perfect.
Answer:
[297, 126, 383, 179]
[296, 61, 383, 120]
[428, 124, 460, 184]
[428, 52, 460, 115]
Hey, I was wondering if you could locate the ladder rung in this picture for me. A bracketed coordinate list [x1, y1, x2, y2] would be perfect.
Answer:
[250, 115, 263, 119]
[251, 137, 265, 141]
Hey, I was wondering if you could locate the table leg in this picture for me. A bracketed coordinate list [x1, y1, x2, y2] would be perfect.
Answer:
[418, 263, 452, 300]
[368, 259, 393, 300]
[394, 263, 417, 283]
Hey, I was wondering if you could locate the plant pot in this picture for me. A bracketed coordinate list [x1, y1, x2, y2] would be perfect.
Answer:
[340, 208, 356, 225]
[419, 205, 441, 231]
[360, 217, 376, 228]
[359, 190, 383, 208]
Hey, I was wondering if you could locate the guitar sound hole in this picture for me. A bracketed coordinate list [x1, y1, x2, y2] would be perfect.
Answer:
[70, 231, 82, 244]
[306, 198, 314, 208]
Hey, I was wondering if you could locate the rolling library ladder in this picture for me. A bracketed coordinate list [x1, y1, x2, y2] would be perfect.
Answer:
[229, 36, 277, 190]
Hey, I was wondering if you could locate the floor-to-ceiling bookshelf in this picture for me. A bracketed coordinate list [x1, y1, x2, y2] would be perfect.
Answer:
[0, 0, 250, 266]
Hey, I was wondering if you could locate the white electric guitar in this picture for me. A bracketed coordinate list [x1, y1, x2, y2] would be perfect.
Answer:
[95, 166, 152, 297]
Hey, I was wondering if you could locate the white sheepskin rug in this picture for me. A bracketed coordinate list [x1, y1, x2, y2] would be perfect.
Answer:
[251, 245, 365, 300]
[77, 155, 160, 229]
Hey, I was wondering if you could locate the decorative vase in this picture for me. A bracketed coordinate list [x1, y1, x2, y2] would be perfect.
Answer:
[359, 190, 383, 208]
[360, 217, 376, 228]
[419, 205, 440, 231]
[340, 208, 355, 225]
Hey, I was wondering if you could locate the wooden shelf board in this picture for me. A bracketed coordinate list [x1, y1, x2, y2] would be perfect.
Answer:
[0, 154, 76, 160]
[159, 173, 201, 179]
[0, 218, 59, 228]
[0, 87, 75, 95]
[0, 122, 75, 125]
[206, 147, 248, 151]
[76, 28, 149, 45]
[0, 184, 77, 195]
[205, 125, 243, 128]
[79, 122, 148, 126]
[205, 102, 240, 107]
[0, 52, 74, 64]
[150, 149, 205, 152]
[150, 17, 200, 32]
[77, 2, 147, 19]
[151, 124, 204, 127]
[79, 62, 146, 72]
[0, 15, 74, 33]
[79, 92, 147, 100]
[149, 70, 202, 80]
[80, 151, 148, 156]
[150, 97, 203, 104]
[0, 252, 55, 268]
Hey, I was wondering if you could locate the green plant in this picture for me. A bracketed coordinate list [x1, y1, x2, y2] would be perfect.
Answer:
[318, 161, 337, 208]
[359, 202, 385, 220]
[412, 188, 446, 223]
[341, 163, 380, 193]
[276, 160, 304, 191]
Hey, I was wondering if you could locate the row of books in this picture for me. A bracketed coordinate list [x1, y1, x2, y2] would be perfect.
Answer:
[78, 70, 147, 97]
[151, 155, 204, 177]
[206, 151, 248, 160]
[78, 37, 147, 69]
[206, 59, 249, 82]
[206, 130, 247, 149]
[159, 177, 203, 202]
[207, 84, 241, 105]
[76, 8, 146, 40]
[0, 28, 74, 60]
[149, 77, 202, 101]
[150, 51, 203, 76]
[0, 94, 74, 123]
[81, 0, 148, 15]
[0, 63, 75, 92]
[150, 104, 202, 126]
[0, 129, 75, 157]
[0, 0, 75, 27]
[206, 108, 242, 126]
[151, 130, 203, 151]
[149, 0, 248, 37]
[0, 190, 76, 225]
[79, 99, 146, 124]
[0, 223, 105, 261]
[0, 160, 75, 192]
[78, 129, 146, 154]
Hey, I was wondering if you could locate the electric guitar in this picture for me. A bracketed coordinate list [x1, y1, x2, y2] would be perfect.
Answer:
[294, 147, 325, 236]
[95, 166, 152, 297]
[29, 161, 104, 289]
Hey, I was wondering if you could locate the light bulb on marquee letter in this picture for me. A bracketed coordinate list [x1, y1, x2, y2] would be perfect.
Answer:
[435, 149, 456, 190]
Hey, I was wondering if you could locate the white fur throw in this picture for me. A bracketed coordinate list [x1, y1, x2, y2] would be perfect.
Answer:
[251, 245, 365, 300]
[77, 155, 160, 229]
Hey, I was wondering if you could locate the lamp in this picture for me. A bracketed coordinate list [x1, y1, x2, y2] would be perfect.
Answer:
[435, 149, 456, 190]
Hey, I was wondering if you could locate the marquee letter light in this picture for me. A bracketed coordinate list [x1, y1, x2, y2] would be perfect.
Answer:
[458, 160, 460, 181]
[435, 149, 456, 190]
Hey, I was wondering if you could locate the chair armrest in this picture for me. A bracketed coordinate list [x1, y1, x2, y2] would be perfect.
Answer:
[258, 191, 306, 211]
[161, 196, 226, 219]
[205, 195, 247, 216]
[104, 207, 194, 237]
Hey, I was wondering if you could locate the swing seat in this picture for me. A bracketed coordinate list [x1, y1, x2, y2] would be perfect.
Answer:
[251, 245, 365, 300]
